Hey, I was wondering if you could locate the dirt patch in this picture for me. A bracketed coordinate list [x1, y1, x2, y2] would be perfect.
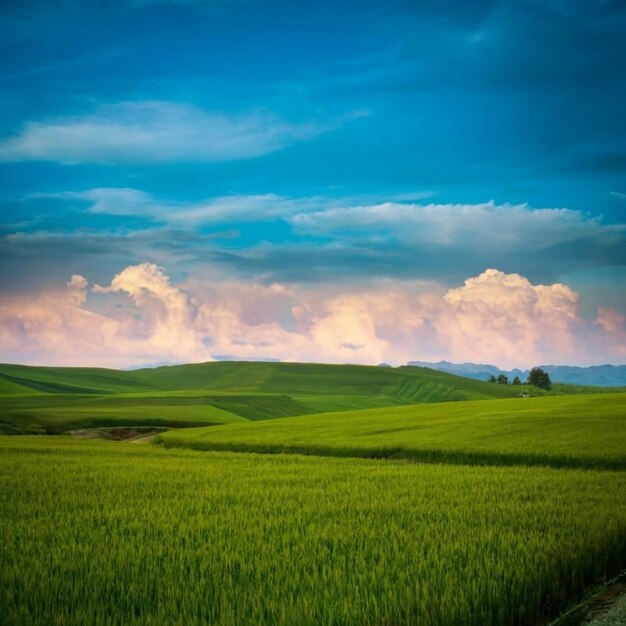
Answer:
[129, 433, 159, 444]
[70, 427, 166, 441]
[549, 573, 626, 626]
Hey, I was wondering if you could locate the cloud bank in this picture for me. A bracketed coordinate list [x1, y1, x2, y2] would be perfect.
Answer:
[7, 192, 625, 290]
[1, 263, 624, 368]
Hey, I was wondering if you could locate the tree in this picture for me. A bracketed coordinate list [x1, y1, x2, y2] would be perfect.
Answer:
[497, 374, 508, 385]
[512, 376, 521, 385]
[488, 375, 496, 383]
[527, 367, 551, 390]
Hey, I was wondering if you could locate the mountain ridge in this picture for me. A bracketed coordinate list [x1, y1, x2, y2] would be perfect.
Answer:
[407, 361, 626, 387]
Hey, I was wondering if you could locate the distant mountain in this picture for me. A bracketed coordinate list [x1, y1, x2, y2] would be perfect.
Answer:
[407, 360, 626, 387]
[407, 360, 526, 382]
[537, 365, 626, 387]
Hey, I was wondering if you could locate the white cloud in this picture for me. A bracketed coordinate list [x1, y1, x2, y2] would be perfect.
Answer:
[32, 190, 624, 247]
[170, 194, 308, 225]
[9, 192, 626, 288]
[289, 200, 624, 249]
[429, 269, 582, 366]
[0, 101, 353, 164]
[34, 188, 319, 224]
[93, 263, 207, 361]
[0, 264, 210, 367]
[1, 264, 624, 368]
[36, 188, 155, 216]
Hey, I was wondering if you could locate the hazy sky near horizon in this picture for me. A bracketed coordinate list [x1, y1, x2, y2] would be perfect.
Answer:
[0, 0, 625, 368]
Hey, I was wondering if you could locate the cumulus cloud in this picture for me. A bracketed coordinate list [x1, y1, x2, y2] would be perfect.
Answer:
[93, 263, 207, 361]
[428, 269, 582, 366]
[0, 274, 117, 367]
[0, 101, 358, 164]
[0, 264, 210, 367]
[1, 264, 624, 368]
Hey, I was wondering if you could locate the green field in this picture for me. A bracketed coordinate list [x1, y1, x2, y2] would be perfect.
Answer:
[160, 393, 626, 470]
[1, 361, 625, 625]
[2, 436, 626, 626]
[0, 361, 529, 433]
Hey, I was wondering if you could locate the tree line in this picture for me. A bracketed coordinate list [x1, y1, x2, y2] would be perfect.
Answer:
[488, 367, 551, 390]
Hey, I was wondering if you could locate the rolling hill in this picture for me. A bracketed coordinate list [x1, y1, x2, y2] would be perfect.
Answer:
[0, 360, 525, 433]
[159, 393, 626, 471]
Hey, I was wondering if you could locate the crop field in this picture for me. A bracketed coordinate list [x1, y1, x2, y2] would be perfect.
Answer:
[1, 363, 625, 625]
[1, 436, 626, 626]
[159, 393, 626, 470]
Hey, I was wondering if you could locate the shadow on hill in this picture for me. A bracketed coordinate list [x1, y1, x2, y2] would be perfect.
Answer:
[156, 438, 626, 472]
[0, 372, 104, 395]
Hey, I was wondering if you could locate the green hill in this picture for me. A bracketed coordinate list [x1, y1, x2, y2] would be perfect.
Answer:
[0, 363, 157, 395]
[8, 360, 617, 434]
[1, 360, 526, 399]
[159, 393, 626, 471]
[131, 361, 524, 402]
[0, 361, 529, 433]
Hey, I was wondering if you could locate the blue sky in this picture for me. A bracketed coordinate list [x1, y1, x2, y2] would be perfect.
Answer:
[0, 0, 625, 367]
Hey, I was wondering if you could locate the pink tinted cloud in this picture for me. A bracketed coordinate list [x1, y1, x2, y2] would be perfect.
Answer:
[429, 269, 582, 367]
[595, 307, 626, 359]
[0, 263, 624, 368]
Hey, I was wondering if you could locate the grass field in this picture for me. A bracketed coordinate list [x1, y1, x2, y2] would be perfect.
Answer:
[159, 393, 626, 470]
[0, 390, 324, 434]
[2, 361, 625, 625]
[4, 361, 621, 435]
[2, 436, 626, 626]
[0, 361, 523, 398]
[0, 361, 530, 433]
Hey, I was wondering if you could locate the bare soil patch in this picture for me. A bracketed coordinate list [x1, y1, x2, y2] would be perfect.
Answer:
[549, 573, 626, 625]
[70, 426, 166, 441]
